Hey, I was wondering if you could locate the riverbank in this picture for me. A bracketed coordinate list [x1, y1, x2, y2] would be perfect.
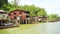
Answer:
[0, 22, 60, 34]
[0, 23, 46, 34]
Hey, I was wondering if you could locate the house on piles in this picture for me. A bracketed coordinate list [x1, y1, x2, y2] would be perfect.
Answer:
[8, 9, 31, 24]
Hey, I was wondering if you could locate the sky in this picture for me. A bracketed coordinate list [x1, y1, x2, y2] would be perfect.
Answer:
[8, 0, 60, 16]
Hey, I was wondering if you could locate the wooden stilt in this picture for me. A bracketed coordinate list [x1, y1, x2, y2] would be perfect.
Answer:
[28, 19, 29, 24]
[15, 20, 19, 26]
[29, 19, 30, 24]
[27, 18, 30, 24]
[19, 20, 21, 24]
[26, 19, 27, 24]
[1, 21, 2, 25]
[27, 19, 29, 24]
[20, 19, 22, 24]
[27, 18, 31, 24]
[22, 20, 24, 24]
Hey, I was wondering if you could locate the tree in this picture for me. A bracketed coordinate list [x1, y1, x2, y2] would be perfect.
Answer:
[0, 0, 8, 7]
[0, 0, 9, 11]
[37, 8, 47, 17]
[12, 0, 19, 8]
[18, 5, 47, 16]
[1, 4, 10, 11]
[18, 5, 38, 16]
[48, 14, 58, 21]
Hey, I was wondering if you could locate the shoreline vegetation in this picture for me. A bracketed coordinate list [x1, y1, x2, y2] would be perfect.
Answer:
[0, 0, 59, 21]
[0, 23, 46, 34]
[0, 0, 60, 34]
[0, 0, 59, 23]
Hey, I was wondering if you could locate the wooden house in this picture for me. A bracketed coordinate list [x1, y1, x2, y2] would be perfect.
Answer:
[0, 10, 8, 20]
[0, 10, 8, 23]
[57, 17, 60, 21]
[0, 10, 19, 29]
[8, 9, 31, 24]
[0, 10, 9, 28]
[38, 16, 47, 22]
[31, 16, 38, 23]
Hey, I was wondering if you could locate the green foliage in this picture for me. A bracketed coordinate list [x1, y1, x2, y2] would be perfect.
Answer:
[48, 14, 58, 21]
[12, 0, 19, 8]
[0, 0, 9, 11]
[8, 4, 16, 11]
[18, 5, 47, 16]
[1, 4, 10, 11]
[37, 8, 47, 17]
[0, 0, 8, 7]
[18, 5, 37, 16]
[0, 0, 47, 17]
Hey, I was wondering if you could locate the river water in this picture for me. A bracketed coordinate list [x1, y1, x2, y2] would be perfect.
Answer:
[46, 22, 60, 34]
[0, 22, 60, 34]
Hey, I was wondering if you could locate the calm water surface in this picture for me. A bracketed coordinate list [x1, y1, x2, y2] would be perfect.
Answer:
[0, 22, 60, 34]
[46, 22, 60, 34]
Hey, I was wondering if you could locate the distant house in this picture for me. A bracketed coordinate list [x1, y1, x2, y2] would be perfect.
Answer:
[38, 16, 47, 22]
[0, 10, 8, 20]
[8, 9, 30, 24]
[57, 17, 60, 21]
[0, 10, 8, 27]
[31, 16, 38, 23]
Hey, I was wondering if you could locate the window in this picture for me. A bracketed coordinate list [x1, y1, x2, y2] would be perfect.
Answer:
[19, 12, 22, 14]
[14, 12, 16, 15]
[26, 15, 30, 18]
[14, 16, 16, 19]
[9, 13, 11, 16]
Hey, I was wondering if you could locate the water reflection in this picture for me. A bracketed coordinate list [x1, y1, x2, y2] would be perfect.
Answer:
[0, 22, 60, 34]
[46, 22, 60, 34]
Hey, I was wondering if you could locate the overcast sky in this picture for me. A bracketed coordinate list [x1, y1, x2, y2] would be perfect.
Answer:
[8, 0, 60, 16]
